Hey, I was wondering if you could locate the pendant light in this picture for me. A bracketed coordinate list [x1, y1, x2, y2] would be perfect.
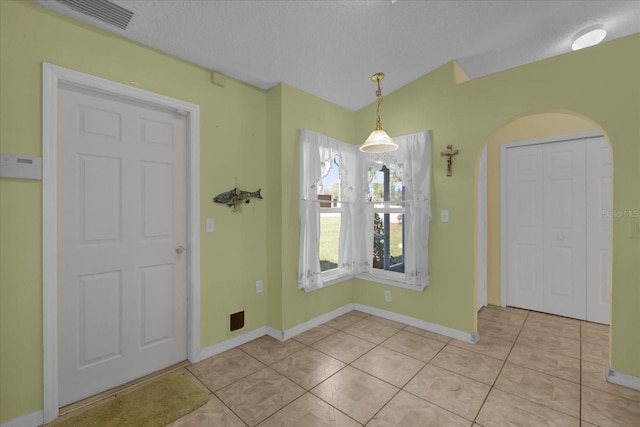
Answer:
[360, 73, 398, 153]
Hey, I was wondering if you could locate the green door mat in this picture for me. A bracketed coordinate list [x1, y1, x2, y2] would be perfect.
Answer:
[53, 374, 209, 427]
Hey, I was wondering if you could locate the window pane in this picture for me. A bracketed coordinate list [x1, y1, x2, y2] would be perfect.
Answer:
[369, 164, 403, 207]
[372, 212, 404, 272]
[320, 212, 340, 271]
[318, 153, 340, 206]
[389, 214, 404, 271]
[370, 169, 385, 203]
[371, 164, 405, 273]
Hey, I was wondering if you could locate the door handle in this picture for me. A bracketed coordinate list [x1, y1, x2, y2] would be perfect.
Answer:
[175, 246, 186, 254]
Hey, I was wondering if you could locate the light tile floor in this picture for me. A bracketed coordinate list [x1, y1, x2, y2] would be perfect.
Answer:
[64, 306, 640, 426]
[171, 306, 640, 426]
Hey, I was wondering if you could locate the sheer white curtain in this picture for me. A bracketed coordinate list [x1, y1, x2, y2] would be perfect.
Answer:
[359, 130, 432, 289]
[399, 131, 432, 288]
[298, 129, 358, 291]
[298, 130, 324, 291]
[337, 144, 362, 275]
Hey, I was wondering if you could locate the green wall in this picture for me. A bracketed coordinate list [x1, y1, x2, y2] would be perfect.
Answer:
[267, 84, 357, 330]
[1, 0, 639, 423]
[354, 34, 640, 377]
[0, 1, 270, 421]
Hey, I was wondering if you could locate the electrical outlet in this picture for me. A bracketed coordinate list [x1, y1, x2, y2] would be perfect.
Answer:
[205, 218, 215, 233]
[384, 290, 391, 302]
[441, 209, 449, 223]
[256, 279, 263, 293]
[630, 221, 640, 238]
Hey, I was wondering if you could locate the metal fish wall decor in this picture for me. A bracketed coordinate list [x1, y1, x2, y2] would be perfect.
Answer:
[214, 187, 263, 211]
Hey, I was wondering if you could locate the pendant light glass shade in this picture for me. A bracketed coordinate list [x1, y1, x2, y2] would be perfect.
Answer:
[361, 128, 397, 153]
[360, 73, 398, 153]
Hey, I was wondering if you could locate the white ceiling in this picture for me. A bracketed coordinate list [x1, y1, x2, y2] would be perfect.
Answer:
[33, 0, 640, 111]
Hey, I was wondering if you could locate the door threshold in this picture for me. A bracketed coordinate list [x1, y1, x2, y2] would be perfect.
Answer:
[59, 360, 191, 416]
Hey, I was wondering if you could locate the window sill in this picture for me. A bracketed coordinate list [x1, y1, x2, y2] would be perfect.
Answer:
[301, 269, 352, 291]
[302, 271, 427, 293]
[356, 273, 427, 292]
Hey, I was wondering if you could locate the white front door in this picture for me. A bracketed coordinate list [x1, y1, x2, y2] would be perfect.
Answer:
[57, 84, 188, 406]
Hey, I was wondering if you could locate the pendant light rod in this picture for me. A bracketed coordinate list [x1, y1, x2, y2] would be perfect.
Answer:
[360, 72, 398, 153]
[372, 72, 385, 130]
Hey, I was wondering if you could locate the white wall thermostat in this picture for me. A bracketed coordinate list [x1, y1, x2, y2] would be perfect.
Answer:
[0, 154, 42, 180]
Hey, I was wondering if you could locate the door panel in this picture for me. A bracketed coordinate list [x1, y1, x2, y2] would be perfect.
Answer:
[79, 155, 121, 243]
[141, 161, 174, 238]
[586, 137, 612, 324]
[542, 141, 586, 319]
[57, 85, 187, 406]
[77, 271, 121, 367]
[140, 264, 174, 347]
[506, 145, 544, 311]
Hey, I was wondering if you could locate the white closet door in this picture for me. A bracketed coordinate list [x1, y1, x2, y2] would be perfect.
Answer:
[506, 136, 612, 323]
[506, 145, 544, 311]
[541, 141, 586, 319]
[586, 137, 612, 324]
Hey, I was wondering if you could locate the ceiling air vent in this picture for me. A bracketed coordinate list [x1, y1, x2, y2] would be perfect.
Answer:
[55, 0, 133, 30]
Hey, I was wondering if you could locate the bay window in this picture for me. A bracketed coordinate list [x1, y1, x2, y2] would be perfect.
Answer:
[298, 129, 431, 292]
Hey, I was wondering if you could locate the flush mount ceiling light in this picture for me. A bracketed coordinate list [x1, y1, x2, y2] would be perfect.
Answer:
[360, 73, 398, 153]
[571, 25, 607, 51]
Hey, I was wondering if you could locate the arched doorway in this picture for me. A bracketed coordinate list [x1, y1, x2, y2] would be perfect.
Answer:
[476, 110, 613, 324]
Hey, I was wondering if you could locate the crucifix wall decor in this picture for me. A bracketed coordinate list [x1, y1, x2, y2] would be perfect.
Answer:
[440, 144, 459, 176]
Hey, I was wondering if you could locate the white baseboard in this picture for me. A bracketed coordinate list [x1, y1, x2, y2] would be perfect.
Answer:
[281, 304, 355, 340]
[266, 326, 285, 340]
[197, 305, 357, 361]
[607, 367, 640, 391]
[1, 410, 43, 427]
[353, 304, 478, 344]
[199, 302, 476, 363]
[199, 326, 267, 360]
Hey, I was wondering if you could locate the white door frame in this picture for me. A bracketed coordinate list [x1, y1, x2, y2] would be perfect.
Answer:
[499, 130, 603, 307]
[42, 62, 201, 423]
[477, 146, 488, 310]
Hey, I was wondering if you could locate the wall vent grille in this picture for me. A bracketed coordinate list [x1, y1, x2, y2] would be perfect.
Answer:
[55, 0, 133, 30]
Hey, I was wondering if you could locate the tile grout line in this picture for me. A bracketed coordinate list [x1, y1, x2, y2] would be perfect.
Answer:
[397, 336, 484, 424]
[472, 308, 531, 425]
[261, 326, 366, 426]
[579, 320, 583, 424]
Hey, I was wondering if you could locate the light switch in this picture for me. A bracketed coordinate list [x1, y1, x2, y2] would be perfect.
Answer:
[206, 218, 215, 233]
[441, 209, 449, 223]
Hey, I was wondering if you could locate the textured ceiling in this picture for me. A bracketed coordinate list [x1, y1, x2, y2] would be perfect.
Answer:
[33, 0, 640, 111]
